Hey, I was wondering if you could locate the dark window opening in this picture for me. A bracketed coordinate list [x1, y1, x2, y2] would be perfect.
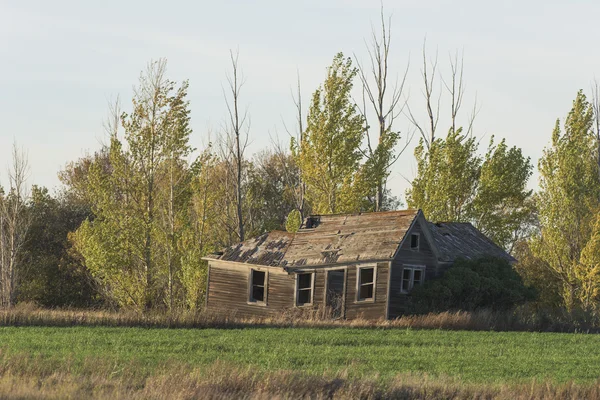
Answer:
[358, 267, 375, 301]
[401, 269, 412, 292]
[413, 269, 423, 286]
[296, 273, 313, 306]
[410, 234, 420, 250]
[401, 266, 425, 293]
[250, 270, 266, 303]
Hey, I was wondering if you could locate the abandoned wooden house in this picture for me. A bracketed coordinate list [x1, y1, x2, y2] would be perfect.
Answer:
[203, 209, 515, 320]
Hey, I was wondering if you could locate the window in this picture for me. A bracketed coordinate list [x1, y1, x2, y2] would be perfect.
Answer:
[296, 273, 313, 306]
[249, 269, 266, 303]
[410, 233, 420, 250]
[357, 266, 375, 301]
[401, 265, 425, 293]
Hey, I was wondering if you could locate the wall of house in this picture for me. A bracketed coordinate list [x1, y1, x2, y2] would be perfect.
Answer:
[388, 219, 440, 319]
[206, 260, 391, 320]
[343, 262, 389, 320]
[206, 261, 295, 318]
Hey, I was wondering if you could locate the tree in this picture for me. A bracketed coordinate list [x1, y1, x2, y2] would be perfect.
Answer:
[530, 90, 600, 309]
[407, 128, 480, 223]
[18, 187, 98, 307]
[0, 143, 30, 307]
[284, 73, 308, 218]
[72, 59, 196, 311]
[355, 7, 410, 211]
[473, 139, 534, 251]
[292, 53, 365, 214]
[223, 50, 249, 242]
[406, 43, 477, 149]
[407, 130, 533, 251]
[245, 150, 299, 235]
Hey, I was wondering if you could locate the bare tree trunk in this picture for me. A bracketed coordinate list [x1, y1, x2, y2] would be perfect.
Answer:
[0, 143, 30, 308]
[224, 50, 249, 242]
[406, 41, 478, 148]
[293, 74, 306, 218]
[406, 40, 440, 149]
[355, 6, 409, 211]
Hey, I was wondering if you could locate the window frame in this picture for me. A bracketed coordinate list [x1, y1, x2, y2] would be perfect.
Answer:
[410, 233, 420, 251]
[294, 272, 315, 307]
[356, 264, 377, 303]
[248, 268, 268, 306]
[400, 264, 426, 293]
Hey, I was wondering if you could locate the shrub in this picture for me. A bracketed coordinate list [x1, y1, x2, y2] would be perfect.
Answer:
[285, 209, 302, 233]
[409, 257, 536, 313]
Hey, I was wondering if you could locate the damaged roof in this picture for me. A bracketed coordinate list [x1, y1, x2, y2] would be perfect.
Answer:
[281, 210, 419, 266]
[208, 230, 293, 266]
[428, 222, 516, 263]
[205, 210, 419, 267]
[205, 210, 516, 267]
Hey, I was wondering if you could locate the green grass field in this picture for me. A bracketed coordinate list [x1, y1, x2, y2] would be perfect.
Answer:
[2, 326, 599, 385]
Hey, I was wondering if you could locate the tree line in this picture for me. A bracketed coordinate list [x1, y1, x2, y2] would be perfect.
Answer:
[1, 11, 599, 315]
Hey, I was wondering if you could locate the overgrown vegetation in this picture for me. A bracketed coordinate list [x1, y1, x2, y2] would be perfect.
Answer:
[2, 356, 600, 400]
[3, 304, 600, 333]
[409, 257, 535, 313]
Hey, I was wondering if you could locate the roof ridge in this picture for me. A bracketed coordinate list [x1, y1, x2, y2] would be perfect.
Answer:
[306, 209, 419, 218]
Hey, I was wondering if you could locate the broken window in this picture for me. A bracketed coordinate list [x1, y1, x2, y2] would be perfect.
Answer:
[249, 269, 266, 303]
[410, 233, 420, 250]
[296, 273, 313, 306]
[358, 267, 375, 301]
[401, 266, 425, 293]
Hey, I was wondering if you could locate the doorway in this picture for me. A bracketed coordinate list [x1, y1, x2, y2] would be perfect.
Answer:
[325, 269, 345, 318]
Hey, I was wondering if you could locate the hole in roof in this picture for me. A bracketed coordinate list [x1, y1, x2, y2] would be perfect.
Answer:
[435, 223, 444, 227]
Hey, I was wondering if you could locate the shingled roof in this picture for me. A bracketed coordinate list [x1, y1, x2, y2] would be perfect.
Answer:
[205, 210, 515, 267]
[205, 210, 419, 267]
[214, 230, 293, 266]
[428, 222, 516, 263]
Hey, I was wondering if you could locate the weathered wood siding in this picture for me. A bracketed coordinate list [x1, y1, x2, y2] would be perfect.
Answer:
[313, 270, 326, 305]
[206, 261, 295, 318]
[388, 219, 439, 319]
[344, 262, 388, 320]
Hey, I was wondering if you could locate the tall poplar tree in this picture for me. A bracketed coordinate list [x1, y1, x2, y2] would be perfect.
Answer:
[292, 53, 365, 214]
[407, 128, 480, 223]
[407, 128, 533, 251]
[530, 90, 600, 309]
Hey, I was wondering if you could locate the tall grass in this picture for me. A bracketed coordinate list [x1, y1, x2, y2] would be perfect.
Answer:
[2, 303, 600, 332]
[0, 355, 598, 399]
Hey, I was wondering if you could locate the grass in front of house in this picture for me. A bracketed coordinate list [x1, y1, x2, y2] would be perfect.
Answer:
[1, 326, 599, 385]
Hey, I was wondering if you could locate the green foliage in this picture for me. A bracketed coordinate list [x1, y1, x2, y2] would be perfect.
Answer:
[513, 241, 563, 308]
[17, 187, 99, 307]
[409, 257, 535, 313]
[530, 90, 600, 310]
[474, 138, 535, 250]
[407, 128, 533, 250]
[246, 151, 300, 235]
[407, 128, 480, 222]
[70, 60, 206, 311]
[285, 209, 302, 233]
[292, 53, 366, 214]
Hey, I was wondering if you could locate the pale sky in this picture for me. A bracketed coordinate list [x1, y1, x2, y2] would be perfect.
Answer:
[1, 0, 599, 203]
